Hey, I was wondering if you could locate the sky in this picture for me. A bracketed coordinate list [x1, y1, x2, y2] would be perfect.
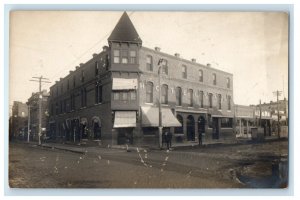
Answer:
[9, 11, 288, 108]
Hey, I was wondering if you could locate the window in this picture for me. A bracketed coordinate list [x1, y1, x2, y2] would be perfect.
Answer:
[121, 50, 128, 64]
[56, 102, 59, 114]
[176, 87, 182, 106]
[227, 77, 230, 88]
[67, 79, 69, 90]
[113, 50, 120, 63]
[73, 76, 76, 88]
[113, 92, 119, 100]
[221, 118, 233, 128]
[209, 93, 213, 108]
[218, 94, 222, 110]
[130, 50, 136, 64]
[95, 85, 102, 104]
[199, 70, 203, 82]
[162, 60, 168, 75]
[81, 70, 85, 82]
[63, 99, 67, 113]
[146, 55, 153, 71]
[95, 61, 99, 75]
[146, 82, 153, 103]
[56, 87, 58, 97]
[213, 73, 216, 85]
[121, 91, 128, 100]
[199, 91, 204, 108]
[161, 84, 168, 104]
[188, 89, 193, 107]
[182, 65, 187, 79]
[81, 88, 87, 107]
[227, 95, 231, 110]
[130, 90, 137, 100]
[61, 83, 63, 93]
[70, 94, 75, 110]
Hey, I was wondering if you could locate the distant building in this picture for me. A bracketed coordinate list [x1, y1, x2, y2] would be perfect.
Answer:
[48, 12, 234, 146]
[11, 101, 28, 140]
[27, 90, 50, 141]
[260, 98, 288, 125]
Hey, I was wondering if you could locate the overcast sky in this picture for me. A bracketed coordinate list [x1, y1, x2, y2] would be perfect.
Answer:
[9, 11, 288, 107]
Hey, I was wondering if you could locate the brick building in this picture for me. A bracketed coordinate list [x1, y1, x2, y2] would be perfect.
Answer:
[27, 90, 50, 141]
[48, 12, 234, 146]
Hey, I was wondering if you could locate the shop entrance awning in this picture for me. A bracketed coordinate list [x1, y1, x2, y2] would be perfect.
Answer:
[141, 106, 181, 127]
[112, 78, 137, 90]
[113, 111, 136, 128]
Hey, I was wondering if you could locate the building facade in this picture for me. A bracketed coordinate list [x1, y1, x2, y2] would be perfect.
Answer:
[48, 12, 235, 146]
[11, 101, 28, 140]
[27, 90, 50, 141]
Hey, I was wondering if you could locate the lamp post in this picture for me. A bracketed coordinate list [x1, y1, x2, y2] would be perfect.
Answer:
[158, 58, 164, 149]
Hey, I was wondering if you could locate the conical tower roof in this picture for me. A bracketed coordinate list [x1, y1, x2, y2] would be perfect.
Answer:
[108, 12, 142, 44]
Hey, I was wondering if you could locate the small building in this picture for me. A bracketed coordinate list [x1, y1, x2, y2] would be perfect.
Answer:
[27, 90, 50, 141]
[11, 101, 28, 140]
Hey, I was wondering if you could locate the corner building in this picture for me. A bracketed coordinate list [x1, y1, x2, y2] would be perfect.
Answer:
[48, 12, 234, 146]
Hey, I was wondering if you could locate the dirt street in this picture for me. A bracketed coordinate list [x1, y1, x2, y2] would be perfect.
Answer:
[8, 140, 288, 188]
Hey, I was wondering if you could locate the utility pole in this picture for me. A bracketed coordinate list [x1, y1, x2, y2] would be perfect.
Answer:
[27, 105, 30, 143]
[259, 99, 262, 127]
[30, 76, 51, 145]
[157, 59, 164, 149]
[273, 90, 282, 139]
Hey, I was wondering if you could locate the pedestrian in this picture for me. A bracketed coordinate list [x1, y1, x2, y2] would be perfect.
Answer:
[162, 131, 167, 148]
[165, 130, 172, 150]
[168, 131, 173, 149]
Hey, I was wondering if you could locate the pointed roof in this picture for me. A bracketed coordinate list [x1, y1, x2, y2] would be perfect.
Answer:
[108, 12, 142, 44]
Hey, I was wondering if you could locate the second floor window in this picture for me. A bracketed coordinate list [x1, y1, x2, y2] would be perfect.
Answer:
[113, 50, 120, 63]
[199, 70, 203, 82]
[130, 50, 136, 64]
[188, 89, 193, 107]
[218, 94, 222, 110]
[176, 87, 182, 106]
[182, 65, 187, 79]
[209, 93, 213, 108]
[146, 55, 153, 71]
[130, 90, 137, 100]
[95, 84, 102, 104]
[162, 60, 168, 75]
[67, 79, 69, 90]
[146, 82, 153, 103]
[73, 76, 76, 88]
[81, 88, 87, 107]
[70, 94, 75, 110]
[161, 84, 168, 104]
[227, 95, 231, 110]
[227, 77, 230, 88]
[199, 90, 204, 108]
[81, 70, 85, 82]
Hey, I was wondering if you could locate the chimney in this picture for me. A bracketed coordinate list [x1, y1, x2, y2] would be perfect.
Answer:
[155, 47, 161, 52]
[92, 53, 97, 58]
[75, 66, 79, 70]
[175, 53, 180, 58]
[207, 63, 211, 67]
[103, 46, 109, 52]
[69, 70, 73, 74]
[191, 58, 196, 63]
[79, 63, 84, 67]
[60, 78, 63, 81]
[55, 81, 59, 84]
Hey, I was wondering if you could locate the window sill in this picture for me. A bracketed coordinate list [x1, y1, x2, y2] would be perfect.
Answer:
[145, 103, 154, 105]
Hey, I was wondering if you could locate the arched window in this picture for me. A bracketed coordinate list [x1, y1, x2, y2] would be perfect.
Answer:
[146, 55, 153, 71]
[213, 73, 216, 85]
[218, 94, 222, 110]
[199, 70, 203, 82]
[188, 89, 193, 107]
[227, 77, 230, 88]
[176, 87, 182, 106]
[161, 84, 168, 104]
[199, 90, 204, 108]
[146, 82, 153, 103]
[209, 93, 213, 108]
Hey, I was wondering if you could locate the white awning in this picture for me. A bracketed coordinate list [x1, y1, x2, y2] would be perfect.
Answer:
[141, 106, 181, 127]
[112, 78, 137, 90]
[113, 111, 136, 128]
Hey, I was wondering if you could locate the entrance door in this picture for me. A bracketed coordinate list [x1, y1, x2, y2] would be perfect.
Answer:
[117, 128, 133, 145]
[187, 115, 195, 141]
[212, 118, 219, 139]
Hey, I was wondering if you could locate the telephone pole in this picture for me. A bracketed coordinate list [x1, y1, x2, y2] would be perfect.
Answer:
[30, 76, 51, 145]
[273, 90, 282, 139]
